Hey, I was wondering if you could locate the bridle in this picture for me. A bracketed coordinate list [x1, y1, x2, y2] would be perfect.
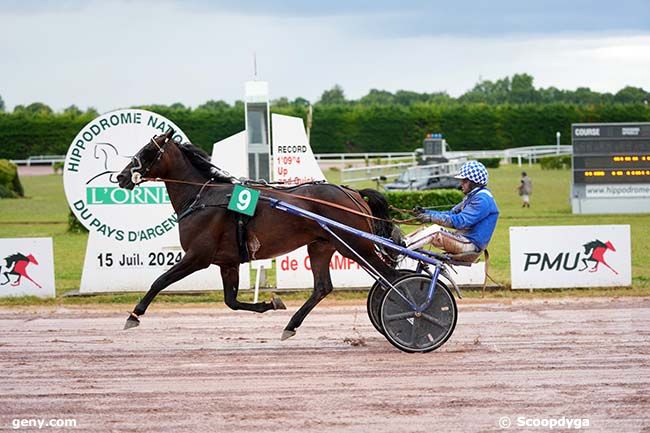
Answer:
[130, 134, 171, 185]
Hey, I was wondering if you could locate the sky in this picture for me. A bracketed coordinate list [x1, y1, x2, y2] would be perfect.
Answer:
[1, 0, 649, 113]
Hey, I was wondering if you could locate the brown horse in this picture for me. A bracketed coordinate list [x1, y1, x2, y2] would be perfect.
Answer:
[117, 129, 402, 340]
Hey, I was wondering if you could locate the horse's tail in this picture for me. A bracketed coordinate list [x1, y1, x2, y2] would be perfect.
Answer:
[358, 189, 404, 265]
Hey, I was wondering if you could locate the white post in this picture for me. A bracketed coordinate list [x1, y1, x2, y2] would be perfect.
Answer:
[556, 131, 561, 155]
[251, 259, 273, 303]
[253, 264, 263, 303]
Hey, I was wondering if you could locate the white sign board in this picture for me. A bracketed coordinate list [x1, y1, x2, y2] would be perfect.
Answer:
[276, 246, 376, 289]
[271, 114, 366, 288]
[271, 113, 325, 185]
[212, 131, 248, 178]
[276, 248, 488, 290]
[268, 113, 486, 289]
[64, 109, 246, 293]
[510, 225, 631, 289]
[0, 238, 55, 298]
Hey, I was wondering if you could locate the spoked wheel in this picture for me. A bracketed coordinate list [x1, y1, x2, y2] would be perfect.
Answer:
[367, 269, 418, 335]
[380, 274, 457, 353]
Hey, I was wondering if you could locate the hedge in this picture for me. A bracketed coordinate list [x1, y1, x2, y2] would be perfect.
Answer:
[2, 103, 650, 160]
[385, 189, 463, 220]
[0, 159, 23, 198]
[540, 155, 572, 170]
[477, 157, 501, 168]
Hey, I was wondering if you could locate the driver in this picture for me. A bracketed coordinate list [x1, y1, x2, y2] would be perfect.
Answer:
[405, 160, 499, 255]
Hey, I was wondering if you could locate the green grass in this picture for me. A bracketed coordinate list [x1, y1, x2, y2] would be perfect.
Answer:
[1, 166, 649, 306]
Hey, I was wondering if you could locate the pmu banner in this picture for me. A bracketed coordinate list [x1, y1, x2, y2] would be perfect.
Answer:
[510, 225, 631, 289]
[0, 238, 55, 298]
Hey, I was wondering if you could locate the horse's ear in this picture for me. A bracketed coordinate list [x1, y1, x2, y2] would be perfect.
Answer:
[165, 128, 175, 140]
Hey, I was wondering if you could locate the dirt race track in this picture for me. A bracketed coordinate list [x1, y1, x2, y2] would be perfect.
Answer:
[1, 297, 649, 433]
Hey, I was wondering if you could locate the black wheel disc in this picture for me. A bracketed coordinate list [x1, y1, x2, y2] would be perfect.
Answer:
[367, 269, 418, 335]
[380, 275, 457, 353]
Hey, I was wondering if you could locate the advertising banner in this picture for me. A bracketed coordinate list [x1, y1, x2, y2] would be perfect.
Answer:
[0, 238, 55, 298]
[510, 225, 631, 289]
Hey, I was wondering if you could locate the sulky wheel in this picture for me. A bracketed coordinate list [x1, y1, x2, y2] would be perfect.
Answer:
[380, 274, 457, 353]
[367, 269, 419, 335]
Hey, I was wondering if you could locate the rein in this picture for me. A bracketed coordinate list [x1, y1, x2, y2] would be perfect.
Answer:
[141, 176, 420, 225]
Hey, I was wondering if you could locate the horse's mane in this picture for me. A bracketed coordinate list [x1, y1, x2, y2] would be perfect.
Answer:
[177, 142, 233, 183]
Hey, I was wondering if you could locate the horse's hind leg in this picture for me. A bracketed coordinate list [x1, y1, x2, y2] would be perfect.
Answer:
[124, 251, 209, 329]
[221, 265, 285, 313]
[281, 241, 336, 340]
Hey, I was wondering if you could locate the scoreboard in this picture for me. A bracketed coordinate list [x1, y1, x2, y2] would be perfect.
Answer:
[571, 122, 650, 214]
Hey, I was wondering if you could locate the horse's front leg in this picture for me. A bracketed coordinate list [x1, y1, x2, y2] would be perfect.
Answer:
[124, 251, 210, 329]
[281, 241, 336, 340]
[221, 265, 286, 313]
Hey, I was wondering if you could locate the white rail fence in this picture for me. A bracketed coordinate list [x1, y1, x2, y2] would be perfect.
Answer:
[447, 145, 573, 165]
[11, 155, 66, 166]
[340, 145, 573, 183]
[339, 161, 419, 183]
[314, 152, 417, 164]
[341, 159, 468, 184]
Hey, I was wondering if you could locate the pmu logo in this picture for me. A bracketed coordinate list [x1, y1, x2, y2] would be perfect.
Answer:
[0, 253, 41, 288]
[524, 239, 618, 275]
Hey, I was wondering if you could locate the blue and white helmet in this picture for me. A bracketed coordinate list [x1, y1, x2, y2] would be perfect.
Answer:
[454, 160, 488, 185]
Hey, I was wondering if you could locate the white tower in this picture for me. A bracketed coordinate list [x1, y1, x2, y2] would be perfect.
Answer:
[244, 81, 271, 181]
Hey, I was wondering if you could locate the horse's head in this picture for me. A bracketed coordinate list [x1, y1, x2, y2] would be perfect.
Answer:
[117, 128, 176, 190]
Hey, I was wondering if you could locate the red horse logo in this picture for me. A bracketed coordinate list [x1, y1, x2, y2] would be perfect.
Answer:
[579, 240, 618, 275]
[0, 253, 42, 288]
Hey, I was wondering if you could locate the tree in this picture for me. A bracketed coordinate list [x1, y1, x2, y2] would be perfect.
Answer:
[24, 102, 53, 115]
[614, 86, 649, 104]
[318, 84, 346, 104]
[538, 86, 564, 103]
[393, 90, 424, 105]
[197, 100, 230, 110]
[0, 94, 4, 112]
[359, 89, 395, 105]
[271, 97, 290, 107]
[459, 77, 510, 104]
[63, 105, 83, 116]
[424, 92, 454, 105]
[168, 102, 187, 110]
[292, 97, 310, 107]
[510, 73, 539, 103]
[567, 87, 604, 105]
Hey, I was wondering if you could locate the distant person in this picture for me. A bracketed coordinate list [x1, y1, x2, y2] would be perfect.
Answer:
[518, 171, 532, 208]
[405, 160, 499, 255]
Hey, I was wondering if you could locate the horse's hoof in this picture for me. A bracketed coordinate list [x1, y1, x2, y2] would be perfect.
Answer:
[123, 313, 140, 330]
[272, 297, 286, 310]
[281, 330, 296, 341]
